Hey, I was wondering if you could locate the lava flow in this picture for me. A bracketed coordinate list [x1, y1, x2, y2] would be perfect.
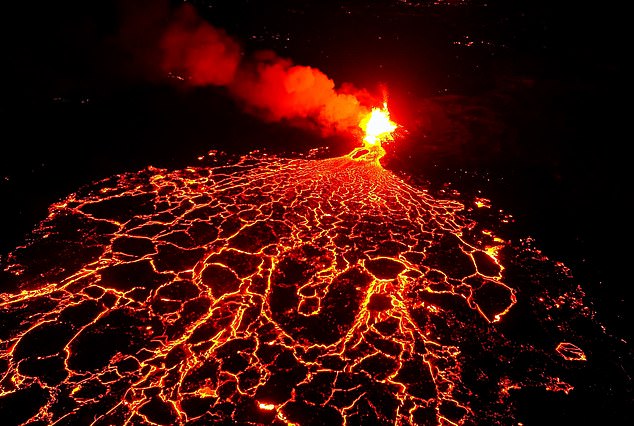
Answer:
[0, 114, 591, 425]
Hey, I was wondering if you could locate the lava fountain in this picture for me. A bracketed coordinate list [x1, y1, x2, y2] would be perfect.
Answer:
[360, 103, 397, 148]
[0, 108, 591, 425]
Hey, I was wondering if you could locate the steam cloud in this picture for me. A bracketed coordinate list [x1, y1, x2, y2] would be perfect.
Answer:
[160, 4, 374, 135]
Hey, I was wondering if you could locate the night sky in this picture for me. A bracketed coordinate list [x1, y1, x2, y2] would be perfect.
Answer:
[0, 0, 630, 423]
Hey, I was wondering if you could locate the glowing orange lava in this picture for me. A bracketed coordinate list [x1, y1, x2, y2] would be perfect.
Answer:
[360, 102, 397, 147]
[556, 342, 587, 361]
[0, 148, 593, 425]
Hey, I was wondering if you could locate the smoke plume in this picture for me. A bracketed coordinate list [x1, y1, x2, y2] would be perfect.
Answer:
[160, 4, 374, 135]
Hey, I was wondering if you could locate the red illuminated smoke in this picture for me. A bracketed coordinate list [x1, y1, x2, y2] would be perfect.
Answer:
[160, 4, 374, 134]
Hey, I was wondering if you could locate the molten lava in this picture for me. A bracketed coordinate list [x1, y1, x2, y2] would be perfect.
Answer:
[0, 148, 593, 425]
[360, 103, 397, 147]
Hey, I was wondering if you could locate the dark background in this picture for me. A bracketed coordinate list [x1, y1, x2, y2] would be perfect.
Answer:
[0, 0, 629, 422]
